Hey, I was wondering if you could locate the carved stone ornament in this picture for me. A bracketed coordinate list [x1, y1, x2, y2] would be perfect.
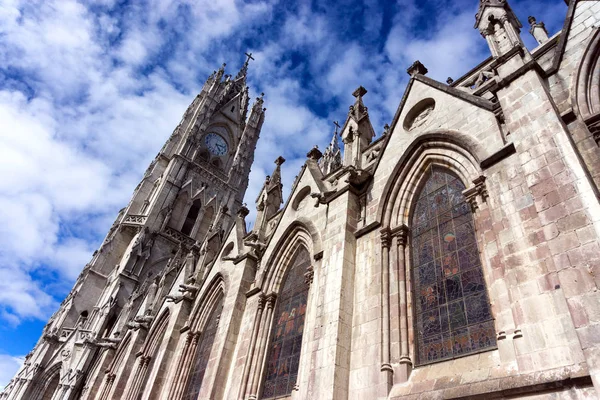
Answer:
[404, 98, 436, 132]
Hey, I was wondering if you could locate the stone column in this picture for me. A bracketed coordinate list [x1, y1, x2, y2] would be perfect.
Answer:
[168, 330, 201, 399]
[392, 225, 412, 383]
[247, 294, 276, 400]
[238, 294, 266, 400]
[125, 355, 150, 400]
[380, 228, 393, 391]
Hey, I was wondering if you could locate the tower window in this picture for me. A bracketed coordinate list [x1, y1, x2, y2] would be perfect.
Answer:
[181, 200, 201, 236]
[411, 166, 495, 365]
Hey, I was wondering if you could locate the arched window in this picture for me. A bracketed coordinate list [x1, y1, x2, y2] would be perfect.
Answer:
[411, 166, 495, 365]
[41, 374, 60, 400]
[181, 200, 201, 236]
[183, 296, 224, 400]
[262, 248, 310, 399]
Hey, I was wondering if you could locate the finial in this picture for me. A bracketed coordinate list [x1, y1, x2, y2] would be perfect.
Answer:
[383, 123, 390, 136]
[307, 146, 323, 161]
[447, 77, 454, 84]
[407, 60, 428, 77]
[275, 156, 286, 166]
[528, 15, 549, 45]
[352, 86, 368, 98]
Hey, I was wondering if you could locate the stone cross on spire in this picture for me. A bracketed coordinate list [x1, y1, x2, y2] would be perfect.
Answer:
[235, 52, 255, 80]
[333, 121, 341, 134]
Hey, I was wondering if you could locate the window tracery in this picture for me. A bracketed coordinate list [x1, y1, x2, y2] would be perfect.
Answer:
[411, 166, 495, 365]
[262, 248, 310, 399]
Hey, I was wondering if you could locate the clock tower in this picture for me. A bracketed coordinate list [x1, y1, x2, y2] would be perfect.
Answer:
[1, 56, 265, 400]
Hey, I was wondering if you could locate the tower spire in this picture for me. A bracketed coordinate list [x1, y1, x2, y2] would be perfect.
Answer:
[475, 0, 524, 57]
[235, 52, 255, 81]
[319, 121, 343, 175]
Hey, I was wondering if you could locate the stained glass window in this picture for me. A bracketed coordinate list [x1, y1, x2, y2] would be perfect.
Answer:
[262, 248, 310, 399]
[183, 296, 224, 400]
[411, 166, 495, 365]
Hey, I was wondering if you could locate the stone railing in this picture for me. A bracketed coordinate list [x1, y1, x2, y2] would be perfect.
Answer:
[122, 214, 148, 227]
[163, 226, 196, 246]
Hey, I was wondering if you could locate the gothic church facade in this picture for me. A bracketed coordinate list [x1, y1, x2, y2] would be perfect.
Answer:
[4, 0, 600, 398]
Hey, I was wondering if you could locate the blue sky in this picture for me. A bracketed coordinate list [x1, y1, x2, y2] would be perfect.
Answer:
[0, 0, 567, 388]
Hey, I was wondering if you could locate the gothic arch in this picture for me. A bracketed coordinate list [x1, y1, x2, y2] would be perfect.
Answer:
[166, 274, 226, 399]
[25, 362, 62, 400]
[189, 274, 226, 332]
[95, 332, 133, 400]
[376, 135, 493, 385]
[240, 222, 319, 399]
[124, 309, 170, 400]
[575, 28, 600, 121]
[377, 133, 483, 230]
[260, 219, 321, 295]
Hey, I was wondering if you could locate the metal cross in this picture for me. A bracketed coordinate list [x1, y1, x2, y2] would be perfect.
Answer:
[245, 52, 255, 63]
[333, 121, 341, 134]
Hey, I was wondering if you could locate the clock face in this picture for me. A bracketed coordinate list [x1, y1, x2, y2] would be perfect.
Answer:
[204, 132, 228, 156]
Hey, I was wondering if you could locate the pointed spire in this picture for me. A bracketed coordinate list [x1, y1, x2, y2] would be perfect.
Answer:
[268, 156, 285, 192]
[349, 86, 369, 122]
[475, 0, 523, 57]
[319, 122, 343, 175]
[528, 16, 549, 45]
[235, 52, 254, 81]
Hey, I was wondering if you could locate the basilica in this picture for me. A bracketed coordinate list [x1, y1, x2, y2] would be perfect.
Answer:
[3, 0, 600, 398]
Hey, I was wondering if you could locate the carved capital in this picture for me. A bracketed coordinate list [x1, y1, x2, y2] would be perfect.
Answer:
[380, 228, 391, 249]
[257, 294, 267, 311]
[192, 332, 202, 345]
[304, 266, 314, 286]
[265, 294, 277, 310]
[391, 225, 409, 246]
[586, 116, 600, 146]
[462, 175, 488, 213]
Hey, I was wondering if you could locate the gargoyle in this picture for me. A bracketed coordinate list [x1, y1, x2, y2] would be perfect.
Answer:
[310, 190, 337, 207]
[178, 283, 200, 297]
[126, 321, 149, 331]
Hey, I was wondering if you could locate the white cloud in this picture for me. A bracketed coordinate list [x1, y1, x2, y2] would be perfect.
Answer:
[0, 354, 24, 390]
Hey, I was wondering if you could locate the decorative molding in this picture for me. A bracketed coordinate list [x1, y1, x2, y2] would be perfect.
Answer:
[355, 221, 381, 238]
[380, 228, 392, 249]
[304, 266, 314, 286]
[463, 176, 488, 213]
[391, 225, 409, 245]
[480, 143, 516, 169]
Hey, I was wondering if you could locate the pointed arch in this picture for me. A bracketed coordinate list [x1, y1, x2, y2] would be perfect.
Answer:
[170, 190, 190, 231]
[408, 165, 496, 365]
[194, 205, 214, 242]
[25, 362, 62, 400]
[242, 220, 319, 399]
[181, 199, 202, 236]
[110, 332, 132, 371]
[377, 133, 483, 230]
[260, 219, 321, 294]
[166, 274, 227, 400]
[124, 309, 170, 400]
[575, 28, 600, 121]
[189, 273, 226, 332]
[261, 246, 311, 399]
